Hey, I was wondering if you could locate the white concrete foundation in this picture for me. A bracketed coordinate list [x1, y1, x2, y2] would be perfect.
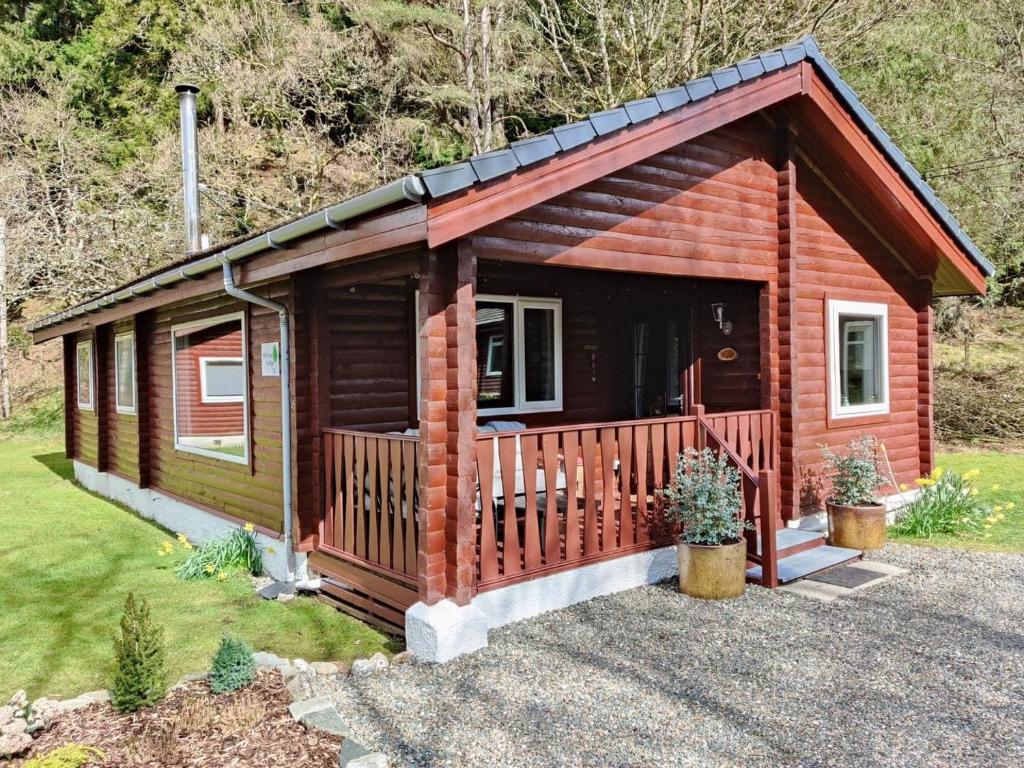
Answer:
[405, 600, 489, 663]
[73, 460, 301, 581]
[405, 544, 680, 662]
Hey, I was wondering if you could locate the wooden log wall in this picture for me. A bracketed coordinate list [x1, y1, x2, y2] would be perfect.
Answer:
[791, 161, 928, 511]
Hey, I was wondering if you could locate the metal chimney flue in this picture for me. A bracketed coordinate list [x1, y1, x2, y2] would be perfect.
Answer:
[175, 83, 201, 253]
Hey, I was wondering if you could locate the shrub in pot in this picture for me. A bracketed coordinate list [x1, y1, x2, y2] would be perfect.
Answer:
[662, 447, 750, 599]
[820, 435, 887, 550]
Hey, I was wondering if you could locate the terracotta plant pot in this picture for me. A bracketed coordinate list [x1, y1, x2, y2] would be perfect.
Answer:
[827, 501, 887, 550]
[677, 538, 747, 600]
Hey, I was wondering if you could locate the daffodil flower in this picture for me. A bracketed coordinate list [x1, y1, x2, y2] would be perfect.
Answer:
[899, 483, 908, 492]
[1006, 502, 1015, 511]
[916, 478, 934, 487]
[266, 546, 276, 555]
[244, 523, 255, 533]
[992, 484, 1001, 492]
[218, 571, 228, 582]
[930, 466, 944, 481]
[204, 564, 215, 574]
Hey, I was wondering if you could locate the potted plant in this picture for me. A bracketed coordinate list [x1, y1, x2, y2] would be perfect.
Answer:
[820, 435, 887, 550]
[662, 447, 749, 599]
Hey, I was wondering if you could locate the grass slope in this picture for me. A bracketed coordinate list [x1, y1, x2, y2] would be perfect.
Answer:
[889, 450, 1024, 552]
[0, 437, 394, 700]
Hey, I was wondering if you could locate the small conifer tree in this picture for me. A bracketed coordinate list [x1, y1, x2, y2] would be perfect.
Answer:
[209, 636, 256, 694]
[111, 593, 166, 712]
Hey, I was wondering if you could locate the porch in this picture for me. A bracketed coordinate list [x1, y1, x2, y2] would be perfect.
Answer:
[298, 257, 825, 639]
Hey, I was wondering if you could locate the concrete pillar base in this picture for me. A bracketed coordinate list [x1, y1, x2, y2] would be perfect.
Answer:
[405, 599, 488, 663]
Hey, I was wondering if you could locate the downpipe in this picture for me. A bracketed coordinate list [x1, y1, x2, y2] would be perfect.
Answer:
[221, 262, 295, 580]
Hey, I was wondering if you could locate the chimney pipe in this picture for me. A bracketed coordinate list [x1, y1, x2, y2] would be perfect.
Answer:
[175, 84, 201, 253]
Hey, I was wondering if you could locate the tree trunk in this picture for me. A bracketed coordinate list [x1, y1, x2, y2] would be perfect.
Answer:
[0, 217, 10, 420]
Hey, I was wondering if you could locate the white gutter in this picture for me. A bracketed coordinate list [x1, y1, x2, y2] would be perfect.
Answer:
[28, 175, 427, 333]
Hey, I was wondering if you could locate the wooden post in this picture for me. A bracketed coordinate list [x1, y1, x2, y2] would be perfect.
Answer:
[95, 326, 110, 473]
[916, 281, 934, 479]
[775, 123, 801, 522]
[693, 403, 706, 450]
[759, 469, 779, 588]
[417, 243, 478, 606]
[135, 312, 152, 489]
[62, 335, 76, 459]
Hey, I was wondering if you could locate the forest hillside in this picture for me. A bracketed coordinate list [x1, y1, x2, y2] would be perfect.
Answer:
[1, 0, 1021, 443]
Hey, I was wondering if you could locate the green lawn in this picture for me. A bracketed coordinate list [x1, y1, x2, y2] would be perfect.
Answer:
[0, 437, 395, 700]
[889, 450, 1024, 552]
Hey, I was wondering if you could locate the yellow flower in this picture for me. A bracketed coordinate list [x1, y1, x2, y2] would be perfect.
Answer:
[244, 523, 255, 533]
[217, 571, 228, 582]
[899, 483, 909, 492]
[994, 505, 1003, 514]
[985, 516, 996, 525]
[204, 564, 215, 574]
[1006, 502, 1016, 511]
[177, 532, 190, 546]
[916, 478, 934, 487]
[157, 550, 166, 557]
[161, 540, 174, 551]
[183, 541, 194, 550]
[930, 466, 944, 481]
[266, 546, 276, 555]
[991, 484, 1001, 492]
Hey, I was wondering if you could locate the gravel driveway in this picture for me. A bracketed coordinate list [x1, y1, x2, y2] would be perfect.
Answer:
[324, 545, 1024, 767]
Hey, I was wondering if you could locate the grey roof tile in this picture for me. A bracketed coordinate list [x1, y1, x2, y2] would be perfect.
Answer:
[655, 86, 690, 111]
[551, 121, 597, 151]
[623, 98, 663, 123]
[588, 108, 631, 135]
[469, 150, 520, 182]
[510, 134, 561, 166]
[736, 57, 766, 81]
[710, 66, 741, 90]
[419, 162, 478, 197]
[757, 50, 787, 73]
[685, 77, 716, 101]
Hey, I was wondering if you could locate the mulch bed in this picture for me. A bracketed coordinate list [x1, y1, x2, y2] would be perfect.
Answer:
[15, 671, 340, 767]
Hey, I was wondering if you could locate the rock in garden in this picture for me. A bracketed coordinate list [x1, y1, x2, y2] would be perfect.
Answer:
[27, 697, 60, 732]
[0, 730, 32, 758]
[300, 706, 352, 738]
[293, 659, 315, 676]
[288, 695, 333, 721]
[79, 690, 110, 704]
[286, 674, 313, 702]
[1, 717, 27, 736]
[311, 661, 339, 677]
[276, 592, 295, 603]
[390, 651, 413, 666]
[339, 739, 388, 767]
[253, 651, 285, 668]
[350, 659, 375, 677]
[368, 652, 389, 671]
[0, 705, 15, 727]
[348, 751, 389, 768]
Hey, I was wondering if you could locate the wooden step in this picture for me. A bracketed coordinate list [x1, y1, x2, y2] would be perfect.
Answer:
[747, 544, 861, 584]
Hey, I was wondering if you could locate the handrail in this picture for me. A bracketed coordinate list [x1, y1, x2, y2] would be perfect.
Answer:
[474, 413, 698, 441]
[699, 413, 779, 588]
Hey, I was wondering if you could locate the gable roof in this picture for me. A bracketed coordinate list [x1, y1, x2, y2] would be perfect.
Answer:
[29, 36, 992, 337]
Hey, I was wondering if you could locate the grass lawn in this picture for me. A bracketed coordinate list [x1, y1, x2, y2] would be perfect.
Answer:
[889, 449, 1024, 552]
[0, 436, 396, 700]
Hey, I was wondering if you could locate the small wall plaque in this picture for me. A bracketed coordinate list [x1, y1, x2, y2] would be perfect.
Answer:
[717, 347, 738, 362]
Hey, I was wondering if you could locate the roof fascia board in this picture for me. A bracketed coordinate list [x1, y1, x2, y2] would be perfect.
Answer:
[425, 66, 804, 248]
[804, 71, 987, 294]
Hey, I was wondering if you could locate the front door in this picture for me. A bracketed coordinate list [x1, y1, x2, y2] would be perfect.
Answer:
[630, 309, 691, 418]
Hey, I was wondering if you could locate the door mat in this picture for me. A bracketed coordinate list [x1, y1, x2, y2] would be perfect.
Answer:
[806, 564, 886, 589]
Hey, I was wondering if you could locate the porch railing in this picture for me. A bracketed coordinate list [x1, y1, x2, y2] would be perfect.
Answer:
[319, 408, 780, 600]
[474, 415, 700, 590]
[320, 428, 419, 585]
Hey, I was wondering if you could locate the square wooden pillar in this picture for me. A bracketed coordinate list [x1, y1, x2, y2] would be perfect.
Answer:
[417, 242, 478, 606]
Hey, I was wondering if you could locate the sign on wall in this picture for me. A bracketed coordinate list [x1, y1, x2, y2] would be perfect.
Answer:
[261, 342, 281, 377]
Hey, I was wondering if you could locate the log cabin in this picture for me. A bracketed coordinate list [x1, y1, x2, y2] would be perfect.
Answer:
[29, 37, 993, 661]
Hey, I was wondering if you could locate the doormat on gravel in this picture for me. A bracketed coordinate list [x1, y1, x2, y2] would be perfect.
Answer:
[806, 564, 887, 589]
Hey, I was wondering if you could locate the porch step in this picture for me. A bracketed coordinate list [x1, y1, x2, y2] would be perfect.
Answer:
[747, 544, 861, 584]
[756, 528, 825, 557]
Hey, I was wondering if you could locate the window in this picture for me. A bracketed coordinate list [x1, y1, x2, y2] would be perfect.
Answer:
[476, 294, 562, 415]
[171, 313, 248, 463]
[76, 340, 94, 410]
[114, 333, 137, 414]
[827, 299, 889, 419]
[200, 358, 245, 403]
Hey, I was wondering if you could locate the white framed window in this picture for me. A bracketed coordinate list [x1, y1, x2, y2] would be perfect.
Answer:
[114, 332, 137, 414]
[199, 357, 245, 403]
[76, 340, 94, 411]
[827, 299, 889, 419]
[171, 312, 249, 464]
[415, 292, 563, 416]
